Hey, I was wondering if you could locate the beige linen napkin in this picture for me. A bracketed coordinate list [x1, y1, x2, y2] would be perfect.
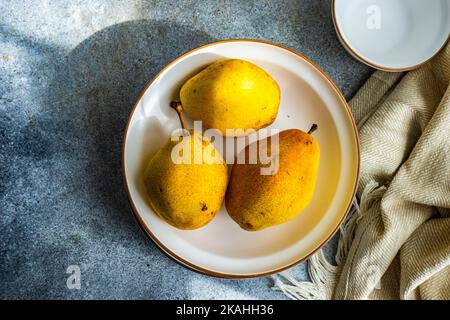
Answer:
[273, 43, 450, 300]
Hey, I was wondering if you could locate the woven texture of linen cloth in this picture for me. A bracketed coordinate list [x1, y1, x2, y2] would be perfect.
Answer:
[336, 43, 450, 299]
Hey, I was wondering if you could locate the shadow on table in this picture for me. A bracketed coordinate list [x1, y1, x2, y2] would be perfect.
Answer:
[0, 20, 217, 298]
[55, 19, 215, 235]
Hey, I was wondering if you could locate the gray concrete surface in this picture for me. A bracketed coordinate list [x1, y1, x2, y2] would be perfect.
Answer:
[0, 0, 373, 299]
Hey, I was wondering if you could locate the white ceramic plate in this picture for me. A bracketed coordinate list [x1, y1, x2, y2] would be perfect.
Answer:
[122, 40, 359, 278]
[333, 0, 450, 71]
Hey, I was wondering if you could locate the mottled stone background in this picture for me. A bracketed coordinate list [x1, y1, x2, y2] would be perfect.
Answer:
[0, 0, 372, 299]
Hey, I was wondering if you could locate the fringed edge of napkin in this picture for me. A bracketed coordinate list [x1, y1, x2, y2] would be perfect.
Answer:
[272, 180, 386, 300]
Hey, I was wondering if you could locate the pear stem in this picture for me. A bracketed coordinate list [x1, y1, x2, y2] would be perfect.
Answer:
[308, 124, 318, 134]
[170, 101, 187, 130]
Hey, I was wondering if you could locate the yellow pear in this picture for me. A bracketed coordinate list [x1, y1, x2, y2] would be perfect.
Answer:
[225, 126, 320, 231]
[144, 102, 228, 230]
[177, 59, 280, 136]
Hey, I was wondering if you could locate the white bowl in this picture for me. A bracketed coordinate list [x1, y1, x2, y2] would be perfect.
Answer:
[332, 0, 450, 71]
[122, 40, 359, 278]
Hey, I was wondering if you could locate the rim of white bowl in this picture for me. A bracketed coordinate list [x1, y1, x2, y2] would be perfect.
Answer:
[331, 0, 450, 72]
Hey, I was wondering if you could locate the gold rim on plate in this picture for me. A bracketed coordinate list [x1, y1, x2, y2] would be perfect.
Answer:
[121, 39, 360, 278]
